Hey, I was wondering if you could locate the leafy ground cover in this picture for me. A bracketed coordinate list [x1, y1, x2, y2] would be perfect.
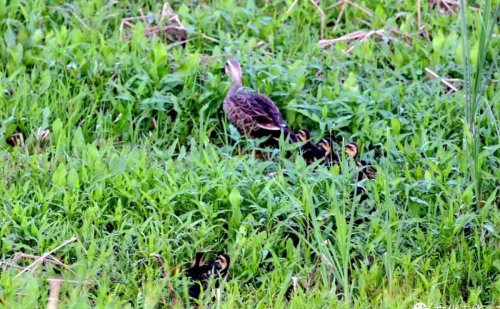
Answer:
[1, 0, 500, 308]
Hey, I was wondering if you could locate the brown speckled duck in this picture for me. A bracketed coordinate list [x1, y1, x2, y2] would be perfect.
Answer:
[223, 60, 297, 146]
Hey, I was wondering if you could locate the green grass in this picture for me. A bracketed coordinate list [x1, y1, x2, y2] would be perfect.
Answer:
[1, 0, 500, 308]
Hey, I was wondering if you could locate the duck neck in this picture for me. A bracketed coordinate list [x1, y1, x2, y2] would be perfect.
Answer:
[227, 81, 243, 96]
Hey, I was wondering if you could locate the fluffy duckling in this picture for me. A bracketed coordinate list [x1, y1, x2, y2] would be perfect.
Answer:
[186, 252, 206, 281]
[223, 60, 297, 147]
[297, 129, 325, 164]
[344, 142, 377, 179]
[186, 252, 231, 300]
[318, 137, 339, 167]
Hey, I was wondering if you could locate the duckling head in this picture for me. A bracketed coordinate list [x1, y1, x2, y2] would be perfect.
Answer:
[319, 137, 334, 155]
[191, 252, 206, 268]
[225, 60, 242, 84]
[297, 129, 311, 142]
[215, 253, 231, 271]
[345, 142, 359, 159]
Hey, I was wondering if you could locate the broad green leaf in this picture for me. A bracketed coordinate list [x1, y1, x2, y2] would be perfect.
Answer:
[52, 163, 67, 187]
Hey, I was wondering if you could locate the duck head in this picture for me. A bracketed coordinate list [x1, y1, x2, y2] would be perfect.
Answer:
[319, 137, 335, 155]
[297, 129, 311, 142]
[188, 252, 205, 271]
[215, 253, 231, 271]
[225, 60, 242, 84]
[344, 142, 359, 160]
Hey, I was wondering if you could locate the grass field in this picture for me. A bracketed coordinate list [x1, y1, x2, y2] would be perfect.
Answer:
[1, 0, 500, 308]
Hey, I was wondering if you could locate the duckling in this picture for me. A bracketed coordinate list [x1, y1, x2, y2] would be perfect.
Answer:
[186, 253, 231, 300]
[344, 142, 377, 179]
[297, 129, 325, 164]
[186, 252, 208, 299]
[223, 60, 297, 147]
[186, 252, 206, 280]
[318, 137, 339, 167]
[213, 253, 231, 282]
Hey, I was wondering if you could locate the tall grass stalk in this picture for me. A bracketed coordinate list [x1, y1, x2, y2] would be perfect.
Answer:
[459, 0, 500, 207]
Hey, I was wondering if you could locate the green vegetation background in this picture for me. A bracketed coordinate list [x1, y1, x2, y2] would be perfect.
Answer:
[1, 0, 500, 308]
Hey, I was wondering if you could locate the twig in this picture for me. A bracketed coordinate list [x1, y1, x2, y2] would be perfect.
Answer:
[14, 253, 80, 278]
[309, 0, 325, 40]
[35, 129, 50, 153]
[48, 6, 90, 31]
[325, 1, 345, 11]
[417, 0, 421, 30]
[425, 68, 459, 92]
[48, 255, 80, 278]
[201, 33, 220, 43]
[307, 256, 322, 288]
[69, 10, 90, 30]
[139, 8, 147, 24]
[321, 254, 333, 284]
[75, 237, 88, 255]
[150, 254, 178, 301]
[6, 133, 25, 149]
[47, 278, 95, 284]
[255, 41, 266, 48]
[14, 236, 77, 279]
[440, 0, 455, 14]
[160, 2, 169, 22]
[332, 2, 346, 34]
[286, 0, 299, 13]
[319, 29, 385, 48]
[47, 280, 63, 309]
[45, 279, 95, 309]
[0, 262, 31, 272]
[344, 0, 373, 17]
[356, 17, 371, 27]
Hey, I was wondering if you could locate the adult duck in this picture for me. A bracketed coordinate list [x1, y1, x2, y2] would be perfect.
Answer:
[223, 60, 297, 147]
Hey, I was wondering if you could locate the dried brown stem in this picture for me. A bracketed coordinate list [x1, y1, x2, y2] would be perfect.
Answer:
[326, 0, 344, 11]
[7, 133, 25, 149]
[150, 254, 178, 301]
[75, 237, 88, 255]
[12, 253, 79, 278]
[286, 0, 299, 13]
[47, 278, 95, 284]
[201, 33, 220, 43]
[417, 0, 421, 30]
[332, 2, 346, 34]
[356, 17, 371, 27]
[69, 10, 90, 30]
[425, 68, 459, 92]
[344, 0, 373, 17]
[48, 7, 90, 31]
[139, 8, 147, 24]
[309, 0, 325, 40]
[14, 236, 77, 279]
[319, 29, 385, 48]
[0, 262, 31, 272]
[307, 256, 322, 288]
[47, 280, 63, 309]
[321, 254, 333, 284]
